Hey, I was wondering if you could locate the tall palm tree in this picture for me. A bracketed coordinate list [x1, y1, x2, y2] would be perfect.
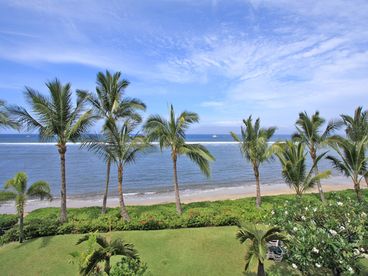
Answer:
[144, 105, 215, 215]
[340, 107, 368, 186]
[327, 136, 368, 202]
[231, 116, 276, 208]
[274, 141, 331, 196]
[74, 233, 138, 275]
[292, 111, 338, 202]
[86, 119, 148, 221]
[236, 223, 287, 276]
[78, 70, 146, 214]
[10, 79, 95, 222]
[0, 99, 18, 129]
[0, 172, 52, 243]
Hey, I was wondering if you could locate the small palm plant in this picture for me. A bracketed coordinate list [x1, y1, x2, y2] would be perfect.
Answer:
[231, 116, 276, 208]
[85, 118, 149, 221]
[236, 223, 287, 276]
[72, 233, 138, 275]
[274, 141, 331, 196]
[0, 172, 52, 243]
[144, 104, 215, 215]
[10, 79, 95, 222]
[327, 136, 368, 202]
[78, 70, 146, 214]
[0, 99, 18, 129]
[293, 111, 339, 202]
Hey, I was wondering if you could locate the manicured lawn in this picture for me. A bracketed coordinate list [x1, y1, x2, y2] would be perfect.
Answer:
[0, 226, 297, 276]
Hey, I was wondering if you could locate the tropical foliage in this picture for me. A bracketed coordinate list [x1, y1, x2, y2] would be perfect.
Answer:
[10, 79, 95, 222]
[231, 116, 276, 208]
[292, 111, 338, 202]
[0, 99, 18, 129]
[274, 141, 331, 196]
[144, 104, 215, 215]
[79, 70, 146, 214]
[0, 172, 52, 243]
[236, 223, 287, 276]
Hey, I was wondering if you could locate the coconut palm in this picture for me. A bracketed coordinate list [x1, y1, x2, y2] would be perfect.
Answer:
[231, 116, 276, 208]
[236, 223, 287, 276]
[0, 99, 18, 129]
[0, 172, 52, 243]
[10, 79, 95, 222]
[74, 233, 138, 275]
[274, 141, 331, 196]
[292, 111, 339, 202]
[86, 118, 148, 221]
[327, 136, 368, 202]
[340, 107, 368, 186]
[78, 70, 146, 214]
[144, 105, 215, 215]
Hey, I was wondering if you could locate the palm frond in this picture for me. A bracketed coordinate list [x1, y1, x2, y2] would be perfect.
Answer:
[27, 181, 52, 201]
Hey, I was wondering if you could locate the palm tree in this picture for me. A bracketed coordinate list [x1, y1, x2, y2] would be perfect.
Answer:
[0, 99, 18, 129]
[292, 111, 338, 202]
[86, 119, 148, 221]
[78, 70, 146, 214]
[231, 116, 276, 208]
[0, 172, 52, 243]
[236, 223, 287, 276]
[75, 233, 138, 275]
[144, 105, 215, 215]
[274, 141, 331, 196]
[10, 79, 95, 222]
[340, 107, 368, 186]
[327, 136, 368, 202]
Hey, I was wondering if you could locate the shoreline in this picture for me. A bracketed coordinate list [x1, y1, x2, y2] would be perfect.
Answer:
[0, 177, 359, 214]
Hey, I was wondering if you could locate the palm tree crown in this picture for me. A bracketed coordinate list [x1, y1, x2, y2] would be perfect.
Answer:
[340, 106, 368, 142]
[231, 116, 276, 207]
[10, 79, 95, 222]
[144, 104, 215, 214]
[0, 172, 52, 243]
[274, 141, 331, 196]
[0, 99, 18, 129]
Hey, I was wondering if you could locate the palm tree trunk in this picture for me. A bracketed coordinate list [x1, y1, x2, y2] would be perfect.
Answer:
[365, 174, 368, 187]
[311, 149, 325, 202]
[172, 155, 182, 215]
[104, 256, 111, 275]
[118, 161, 130, 221]
[257, 260, 266, 276]
[354, 178, 362, 202]
[19, 208, 24, 243]
[102, 158, 111, 214]
[254, 165, 261, 208]
[58, 144, 67, 223]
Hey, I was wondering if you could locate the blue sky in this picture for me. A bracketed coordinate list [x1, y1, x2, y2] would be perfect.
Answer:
[0, 0, 368, 134]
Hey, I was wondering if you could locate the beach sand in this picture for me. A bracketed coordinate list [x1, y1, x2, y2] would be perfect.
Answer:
[0, 176, 362, 214]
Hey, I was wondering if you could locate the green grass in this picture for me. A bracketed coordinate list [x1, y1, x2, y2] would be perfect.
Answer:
[0, 226, 298, 276]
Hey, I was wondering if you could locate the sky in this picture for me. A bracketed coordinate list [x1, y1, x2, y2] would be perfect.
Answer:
[0, 0, 368, 134]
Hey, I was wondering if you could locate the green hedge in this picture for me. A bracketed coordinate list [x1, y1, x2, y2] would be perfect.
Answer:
[0, 189, 366, 245]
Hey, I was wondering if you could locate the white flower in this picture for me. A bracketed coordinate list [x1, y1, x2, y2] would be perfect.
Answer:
[285, 211, 288, 215]
[339, 226, 345, 231]
[293, 227, 298, 231]
[362, 212, 367, 218]
[313, 208, 317, 212]
[348, 267, 353, 273]
[362, 253, 368, 259]
[301, 216, 306, 221]
[312, 247, 319, 253]
[360, 248, 365, 252]
[337, 202, 343, 206]
[329, 229, 337, 236]
[315, 263, 321, 268]
[305, 207, 308, 210]
[354, 249, 360, 256]
[292, 263, 298, 269]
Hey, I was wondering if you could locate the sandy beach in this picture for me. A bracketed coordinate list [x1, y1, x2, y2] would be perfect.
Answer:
[0, 176, 361, 214]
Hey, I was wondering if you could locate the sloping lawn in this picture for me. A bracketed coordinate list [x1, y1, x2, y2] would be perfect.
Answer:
[0, 226, 297, 276]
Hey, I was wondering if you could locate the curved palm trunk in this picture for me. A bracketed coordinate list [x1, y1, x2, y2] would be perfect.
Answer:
[58, 144, 68, 223]
[19, 208, 24, 243]
[253, 164, 261, 208]
[102, 158, 111, 214]
[172, 155, 182, 215]
[311, 148, 325, 202]
[257, 260, 265, 276]
[118, 162, 130, 221]
[353, 178, 362, 202]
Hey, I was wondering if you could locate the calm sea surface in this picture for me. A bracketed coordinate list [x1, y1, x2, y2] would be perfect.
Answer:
[0, 134, 339, 197]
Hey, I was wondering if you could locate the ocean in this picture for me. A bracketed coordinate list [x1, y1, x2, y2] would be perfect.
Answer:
[0, 134, 341, 198]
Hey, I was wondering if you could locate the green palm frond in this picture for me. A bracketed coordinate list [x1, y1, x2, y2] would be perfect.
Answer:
[27, 181, 52, 201]
[180, 144, 215, 177]
[0, 99, 19, 129]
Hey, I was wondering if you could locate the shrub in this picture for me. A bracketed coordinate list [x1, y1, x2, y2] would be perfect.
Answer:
[0, 214, 18, 234]
[110, 256, 148, 276]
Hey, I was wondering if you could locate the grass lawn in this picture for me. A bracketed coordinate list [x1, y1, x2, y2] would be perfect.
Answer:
[0, 226, 298, 276]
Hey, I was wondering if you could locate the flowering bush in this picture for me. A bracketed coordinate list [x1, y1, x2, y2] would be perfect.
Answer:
[268, 195, 368, 275]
